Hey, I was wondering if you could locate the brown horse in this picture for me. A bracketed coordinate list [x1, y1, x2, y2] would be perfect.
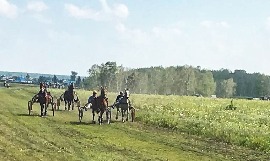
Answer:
[91, 87, 111, 124]
[29, 89, 55, 116]
[45, 92, 55, 115]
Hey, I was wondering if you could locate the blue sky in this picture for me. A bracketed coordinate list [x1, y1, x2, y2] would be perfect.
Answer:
[1, 0, 270, 76]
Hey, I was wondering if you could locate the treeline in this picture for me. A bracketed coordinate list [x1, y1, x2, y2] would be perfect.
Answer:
[0, 71, 70, 80]
[81, 62, 270, 98]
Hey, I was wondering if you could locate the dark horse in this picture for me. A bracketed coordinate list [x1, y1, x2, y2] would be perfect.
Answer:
[91, 87, 110, 125]
[30, 88, 54, 116]
[60, 87, 79, 111]
[114, 97, 135, 122]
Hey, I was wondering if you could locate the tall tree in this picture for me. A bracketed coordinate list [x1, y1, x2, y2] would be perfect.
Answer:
[26, 73, 30, 81]
[255, 73, 270, 97]
[52, 75, 58, 83]
[85, 64, 101, 89]
[100, 62, 117, 88]
[216, 78, 236, 98]
[76, 76, 82, 87]
[196, 70, 216, 97]
[38, 76, 51, 83]
[70, 71, 78, 82]
[126, 72, 137, 91]
[233, 70, 247, 96]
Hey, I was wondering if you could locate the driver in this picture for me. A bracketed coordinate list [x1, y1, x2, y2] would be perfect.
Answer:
[87, 90, 97, 111]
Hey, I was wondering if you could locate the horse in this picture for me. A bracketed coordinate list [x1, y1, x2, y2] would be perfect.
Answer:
[114, 97, 135, 122]
[29, 90, 55, 116]
[45, 92, 54, 110]
[91, 87, 111, 125]
[96, 95, 110, 125]
[60, 90, 79, 111]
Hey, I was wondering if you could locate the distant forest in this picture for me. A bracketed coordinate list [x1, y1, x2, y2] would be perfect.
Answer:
[80, 62, 270, 98]
[2, 62, 269, 98]
[0, 71, 70, 80]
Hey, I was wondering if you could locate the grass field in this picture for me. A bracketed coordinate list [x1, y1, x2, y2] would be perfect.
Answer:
[0, 84, 269, 161]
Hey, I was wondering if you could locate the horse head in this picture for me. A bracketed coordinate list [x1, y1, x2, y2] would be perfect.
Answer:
[100, 86, 108, 98]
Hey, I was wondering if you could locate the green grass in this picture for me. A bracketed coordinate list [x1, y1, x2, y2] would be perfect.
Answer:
[0, 84, 269, 160]
[132, 94, 270, 153]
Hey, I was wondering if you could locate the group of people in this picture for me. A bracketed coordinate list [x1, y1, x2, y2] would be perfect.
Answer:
[87, 88, 131, 107]
[36, 83, 131, 113]
[115, 89, 130, 105]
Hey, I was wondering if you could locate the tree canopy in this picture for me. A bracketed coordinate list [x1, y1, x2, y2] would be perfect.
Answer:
[82, 62, 270, 98]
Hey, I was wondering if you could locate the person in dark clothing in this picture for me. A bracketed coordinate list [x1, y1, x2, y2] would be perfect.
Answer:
[115, 91, 124, 103]
[37, 87, 47, 116]
[88, 90, 97, 104]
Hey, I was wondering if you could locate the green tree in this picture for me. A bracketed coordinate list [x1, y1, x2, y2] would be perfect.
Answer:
[196, 70, 216, 97]
[83, 64, 101, 89]
[100, 62, 117, 88]
[127, 72, 137, 91]
[76, 76, 82, 87]
[38, 76, 51, 83]
[26, 73, 30, 81]
[216, 78, 236, 98]
[255, 74, 270, 97]
[52, 75, 58, 83]
[233, 70, 247, 97]
[70, 71, 78, 82]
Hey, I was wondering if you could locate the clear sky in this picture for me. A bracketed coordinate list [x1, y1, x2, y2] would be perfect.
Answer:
[1, 0, 270, 76]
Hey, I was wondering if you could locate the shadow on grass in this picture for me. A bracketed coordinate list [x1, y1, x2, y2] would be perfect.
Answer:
[17, 113, 55, 117]
[70, 121, 92, 125]
[17, 113, 40, 117]
[54, 109, 69, 112]
[70, 120, 116, 125]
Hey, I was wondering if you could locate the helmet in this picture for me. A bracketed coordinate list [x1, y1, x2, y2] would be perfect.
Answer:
[120, 91, 124, 95]
[93, 90, 97, 94]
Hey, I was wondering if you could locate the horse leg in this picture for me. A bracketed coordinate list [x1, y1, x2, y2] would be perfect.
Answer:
[44, 103, 49, 116]
[68, 101, 71, 111]
[130, 107, 135, 122]
[106, 108, 110, 124]
[52, 103, 55, 116]
[92, 110, 96, 124]
[109, 107, 111, 124]
[40, 103, 44, 116]
[79, 108, 83, 122]
[116, 107, 119, 120]
[106, 109, 108, 121]
[28, 101, 32, 115]
[126, 106, 129, 121]
[65, 101, 67, 110]
[99, 111, 103, 125]
[121, 109, 125, 122]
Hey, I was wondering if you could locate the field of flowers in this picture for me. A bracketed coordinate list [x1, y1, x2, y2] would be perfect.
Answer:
[2, 84, 270, 160]
[18, 85, 270, 152]
[130, 94, 270, 152]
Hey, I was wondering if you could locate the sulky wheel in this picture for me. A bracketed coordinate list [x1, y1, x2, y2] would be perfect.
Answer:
[130, 107, 135, 122]
[28, 101, 32, 115]
[52, 104, 55, 116]
[78, 108, 83, 122]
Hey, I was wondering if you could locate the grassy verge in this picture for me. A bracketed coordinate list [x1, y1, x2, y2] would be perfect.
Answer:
[0, 85, 269, 160]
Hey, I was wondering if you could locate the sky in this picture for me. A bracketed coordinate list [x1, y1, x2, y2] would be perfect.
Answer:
[1, 0, 270, 76]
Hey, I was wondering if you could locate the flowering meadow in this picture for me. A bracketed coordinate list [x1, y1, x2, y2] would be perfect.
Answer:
[131, 94, 270, 152]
